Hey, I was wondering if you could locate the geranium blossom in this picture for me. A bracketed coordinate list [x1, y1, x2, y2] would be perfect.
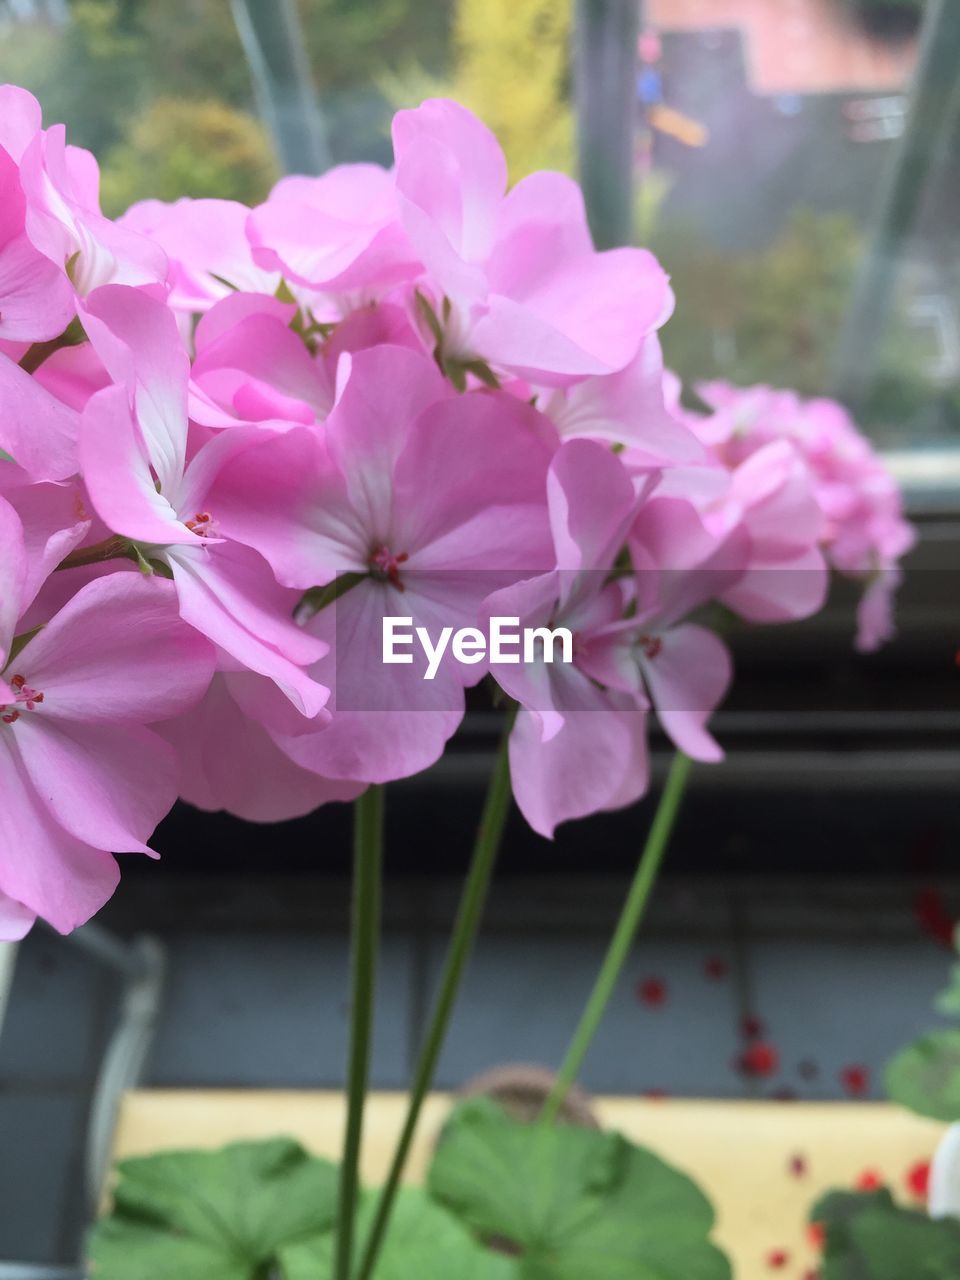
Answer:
[680, 380, 915, 648]
[0, 82, 912, 932]
[484, 440, 731, 836]
[0, 544, 215, 938]
[206, 343, 555, 783]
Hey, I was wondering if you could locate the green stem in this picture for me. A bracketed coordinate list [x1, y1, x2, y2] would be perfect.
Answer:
[355, 710, 516, 1280]
[540, 751, 693, 1125]
[334, 784, 385, 1280]
[18, 317, 86, 375]
[55, 536, 133, 572]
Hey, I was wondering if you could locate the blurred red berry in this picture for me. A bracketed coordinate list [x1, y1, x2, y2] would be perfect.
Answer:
[705, 955, 728, 980]
[841, 1064, 870, 1096]
[765, 1248, 790, 1269]
[636, 977, 667, 1007]
[807, 1221, 825, 1250]
[906, 1159, 931, 1200]
[789, 1153, 809, 1178]
[856, 1169, 883, 1191]
[742, 1014, 765, 1039]
[739, 1041, 780, 1077]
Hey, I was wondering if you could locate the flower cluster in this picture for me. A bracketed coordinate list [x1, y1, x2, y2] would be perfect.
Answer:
[0, 88, 912, 938]
[677, 380, 916, 653]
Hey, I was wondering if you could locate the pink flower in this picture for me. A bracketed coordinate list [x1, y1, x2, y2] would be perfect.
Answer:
[207, 343, 555, 783]
[0, 350, 80, 483]
[119, 197, 280, 314]
[0, 85, 166, 299]
[248, 165, 420, 304]
[188, 291, 418, 430]
[651, 439, 829, 624]
[484, 439, 731, 836]
[392, 99, 673, 385]
[189, 292, 335, 428]
[690, 380, 915, 646]
[0, 136, 74, 343]
[0, 562, 215, 938]
[532, 338, 708, 465]
[157, 673, 363, 823]
[77, 284, 329, 717]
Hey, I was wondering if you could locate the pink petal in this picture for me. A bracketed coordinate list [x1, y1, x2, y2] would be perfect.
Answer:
[15, 717, 178, 854]
[0, 352, 79, 482]
[393, 99, 507, 268]
[509, 688, 648, 838]
[0, 232, 75, 343]
[0, 494, 26, 664]
[3, 480, 91, 612]
[0, 888, 36, 941]
[119, 198, 278, 311]
[159, 675, 360, 822]
[81, 284, 189, 494]
[14, 572, 216, 723]
[639, 623, 730, 762]
[168, 541, 329, 718]
[275, 584, 465, 783]
[80, 383, 193, 546]
[0, 86, 43, 164]
[0, 735, 120, 935]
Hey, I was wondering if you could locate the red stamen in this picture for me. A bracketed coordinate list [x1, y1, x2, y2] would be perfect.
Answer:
[369, 544, 409, 591]
[639, 634, 663, 660]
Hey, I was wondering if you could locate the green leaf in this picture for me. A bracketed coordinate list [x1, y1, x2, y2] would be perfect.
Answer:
[427, 1098, 730, 1280]
[279, 1187, 519, 1280]
[812, 1188, 960, 1280]
[886, 1029, 960, 1121]
[88, 1138, 338, 1280]
[90, 1217, 249, 1280]
[934, 964, 960, 1019]
[851, 1210, 960, 1280]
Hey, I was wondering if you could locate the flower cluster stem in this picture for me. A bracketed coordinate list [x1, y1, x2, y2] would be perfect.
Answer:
[540, 751, 693, 1125]
[355, 709, 516, 1280]
[334, 783, 385, 1280]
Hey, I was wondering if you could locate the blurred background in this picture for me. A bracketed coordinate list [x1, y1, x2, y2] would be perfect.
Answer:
[0, 0, 958, 1269]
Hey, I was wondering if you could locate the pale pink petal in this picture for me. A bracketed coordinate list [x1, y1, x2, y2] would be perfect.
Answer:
[639, 624, 730, 762]
[722, 545, 828, 623]
[0, 352, 79, 482]
[508, 685, 645, 838]
[2, 480, 90, 610]
[120, 198, 278, 310]
[15, 718, 178, 854]
[393, 99, 506, 268]
[168, 541, 329, 717]
[0, 735, 120, 935]
[0, 86, 43, 163]
[14, 572, 216, 723]
[0, 889, 36, 941]
[0, 494, 25, 664]
[0, 234, 75, 343]
[81, 284, 189, 494]
[275, 584, 464, 783]
[475, 249, 673, 385]
[159, 675, 360, 822]
[80, 384, 194, 546]
[249, 165, 417, 293]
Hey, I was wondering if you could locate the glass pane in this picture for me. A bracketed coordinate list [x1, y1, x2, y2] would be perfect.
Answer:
[633, 0, 959, 459]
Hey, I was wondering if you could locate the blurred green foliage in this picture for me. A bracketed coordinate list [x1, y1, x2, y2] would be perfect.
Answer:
[450, 0, 573, 178]
[99, 98, 278, 216]
[652, 208, 862, 397]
